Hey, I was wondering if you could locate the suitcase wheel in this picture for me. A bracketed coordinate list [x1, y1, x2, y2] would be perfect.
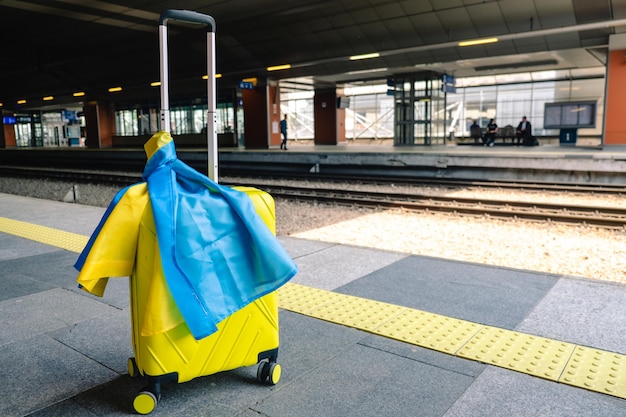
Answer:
[257, 360, 281, 385]
[133, 390, 158, 415]
[268, 362, 282, 385]
[127, 357, 139, 378]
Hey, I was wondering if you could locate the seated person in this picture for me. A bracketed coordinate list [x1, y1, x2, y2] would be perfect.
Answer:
[484, 119, 498, 147]
[469, 120, 483, 144]
[516, 116, 532, 146]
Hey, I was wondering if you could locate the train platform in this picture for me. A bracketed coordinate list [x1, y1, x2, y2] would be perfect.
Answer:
[1, 192, 626, 416]
[2, 141, 626, 185]
[217, 141, 626, 185]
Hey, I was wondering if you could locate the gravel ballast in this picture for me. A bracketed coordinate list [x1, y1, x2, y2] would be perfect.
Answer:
[1, 175, 624, 285]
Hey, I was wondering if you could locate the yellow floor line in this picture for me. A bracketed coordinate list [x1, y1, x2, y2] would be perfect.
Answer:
[1, 217, 625, 400]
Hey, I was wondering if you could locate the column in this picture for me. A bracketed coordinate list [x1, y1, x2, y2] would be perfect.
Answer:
[314, 88, 346, 145]
[604, 34, 626, 145]
[0, 110, 17, 148]
[83, 101, 115, 148]
[242, 80, 281, 148]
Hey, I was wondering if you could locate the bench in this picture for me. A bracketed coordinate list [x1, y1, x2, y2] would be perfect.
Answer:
[467, 124, 517, 145]
[496, 125, 516, 144]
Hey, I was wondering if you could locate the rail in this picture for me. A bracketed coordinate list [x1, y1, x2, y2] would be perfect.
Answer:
[245, 184, 626, 230]
[1, 166, 623, 230]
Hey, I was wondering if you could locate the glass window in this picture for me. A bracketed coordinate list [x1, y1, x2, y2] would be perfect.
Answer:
[216, 103, 234, 133]
[15, 123, 31, 147]
[281, 90, 314, 140]
[115, 109, 139, 136]
[463, 86, 497, 126]
[496, 84, 533, 128]
[348, 93, 394, 140]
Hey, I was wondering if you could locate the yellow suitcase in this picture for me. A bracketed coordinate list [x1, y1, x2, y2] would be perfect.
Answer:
[128, 11, 290, 414]
[128, 186, 282, 414]
[74, 10, 294, 415]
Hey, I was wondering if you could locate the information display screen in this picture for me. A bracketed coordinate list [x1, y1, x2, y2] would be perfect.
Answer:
[544, 101, 596, 129]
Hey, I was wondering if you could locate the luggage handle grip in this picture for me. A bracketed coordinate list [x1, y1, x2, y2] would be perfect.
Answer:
[159, 9, 215, 32]
[158, 9, 218, 182]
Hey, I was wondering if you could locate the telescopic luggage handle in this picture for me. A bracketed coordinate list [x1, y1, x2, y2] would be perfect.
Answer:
[158, 9, 218, 181]
[159, 10, 215, 28]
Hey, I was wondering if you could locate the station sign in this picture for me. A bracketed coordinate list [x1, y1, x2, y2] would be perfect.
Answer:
[238, 81, 254, 90]
[442, 74, 456, 93]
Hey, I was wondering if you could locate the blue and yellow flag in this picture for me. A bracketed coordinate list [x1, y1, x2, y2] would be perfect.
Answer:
[75, 132, 297, 340]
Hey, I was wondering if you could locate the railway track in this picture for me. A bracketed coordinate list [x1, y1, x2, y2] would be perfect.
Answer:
[226, 171, 626, 195]
[250, 184, 626, 229]
[2, 166, 625, 229]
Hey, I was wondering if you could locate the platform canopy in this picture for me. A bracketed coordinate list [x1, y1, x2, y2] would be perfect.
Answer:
[0, 0, 624, 106]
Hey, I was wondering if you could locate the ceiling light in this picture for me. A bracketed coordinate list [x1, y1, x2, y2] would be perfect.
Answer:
[17, 99, 26, 105]
[0, 103, 3, 107]
[151, 81, 161, 87]
[43, 96, 54, 101]
[349, 52, 380, 61]
[202, 74, 222, 79]
[346, 67, 388, 75]
[108, 86, 122, 92]
[267, 64, 292, 71]
[73, 91, 86, 97]
[458, 37, 498, 47]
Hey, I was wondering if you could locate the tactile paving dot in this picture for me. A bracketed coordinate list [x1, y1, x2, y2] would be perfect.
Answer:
[560, 346, 626, 398]
[373, 309, 482, 353]
[0, 217, 88, 253]
[311, 296, 405, 331]
[277, 283, 346, 314]
[456, 326, 576, 380]
[279, 284, 406, 330]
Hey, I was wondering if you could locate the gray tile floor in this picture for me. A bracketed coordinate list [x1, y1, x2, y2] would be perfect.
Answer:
[1, 193, 626, 416]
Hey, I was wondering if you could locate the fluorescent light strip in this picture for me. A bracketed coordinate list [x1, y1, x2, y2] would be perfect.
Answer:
[108, 86, 122, 92]
[17, 99, 26, 105]
[43, 96, 54, 101]
[267, 64, 291, 71]
[349, 52, 380, 61]
[458, 37, 499, 47]
[73, 91, 86, 97]
[346, 67, 388, 75]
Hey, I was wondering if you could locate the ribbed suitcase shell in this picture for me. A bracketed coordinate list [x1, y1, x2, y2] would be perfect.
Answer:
[130, 186, 280, 384]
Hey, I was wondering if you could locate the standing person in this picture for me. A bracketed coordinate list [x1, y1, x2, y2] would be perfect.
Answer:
[484, 118, 498, 147]
[516, 116, 532, 146]
[280, 114, 288, 150]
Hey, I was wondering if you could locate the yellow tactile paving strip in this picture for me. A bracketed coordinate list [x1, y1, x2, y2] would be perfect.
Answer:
[277, 284, 626, 400]
[0, 217, 89, 253]
[1, 218, 625, 400]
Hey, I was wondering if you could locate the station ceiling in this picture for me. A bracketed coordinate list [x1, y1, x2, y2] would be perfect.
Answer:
[1, 0, 626, 109]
